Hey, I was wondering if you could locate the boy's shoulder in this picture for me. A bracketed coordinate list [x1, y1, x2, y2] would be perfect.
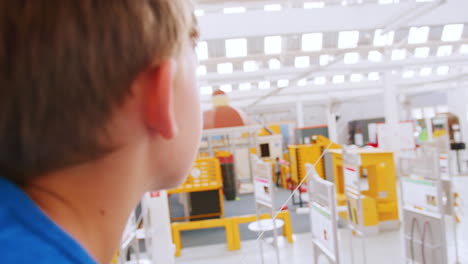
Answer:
[0, 178, 96, 264]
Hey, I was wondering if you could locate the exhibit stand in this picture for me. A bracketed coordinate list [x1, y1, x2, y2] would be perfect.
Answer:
[342, 148, 369, 264]
[399, 147, 450, 264]
[250, 154, 282, 264]
[306, 163, 340, 264]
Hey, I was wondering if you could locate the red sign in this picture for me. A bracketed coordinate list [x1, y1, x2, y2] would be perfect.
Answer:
[150, 191, 161, 198]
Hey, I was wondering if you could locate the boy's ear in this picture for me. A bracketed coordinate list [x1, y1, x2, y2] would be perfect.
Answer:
[143, 60, 178, 140]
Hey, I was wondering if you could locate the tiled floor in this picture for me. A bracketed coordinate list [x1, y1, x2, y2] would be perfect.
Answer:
[175, 176, 468, 264]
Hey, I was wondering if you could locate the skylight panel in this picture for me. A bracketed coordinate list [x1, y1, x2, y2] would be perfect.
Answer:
[437, 45, 453, 57]
[223, 7, 246, 14]
[243, 61, 259, 72]
[402, 70, 415, 79]
[373, 29, 395, 46]
[319, 54, 333, 66]
[368, 51, 383, 62]
[315, 76, 326, 85]
[304, 2, 325, 9]
[258, 81, 271, 90]
[338, 31, 360, 49]
[419, 67, 432, 76]
[391, 49, 407, 60]
[414, 47, 430, 58]
[269, 59, 281, 70]
[298, 79, 307, 86]
[408, 26, 430, 44]
[197, 65, 207, 76]
[332, 75, 345, 84]
[350, 74, 363, 83]
[368, 72, 380, 81]
[302, 33, 323, 51]
[217, 63, 233, 74]
[239, 83, 252, 91]
[264, 36, 282, 54]
[196, 41, 209, 60]
[460, 44, 468, 54]
[277, 80, 289, 88]
[194, 9, 205, 16]
[441, 24, 464, 42]
[200, 86, 213, 95]
[264, 4, 282, 11]
[225, 38, 247, 58]
[344, 52, 360, 64]
[436, 66, 449, 75]
[295, 56, 310, 68]
[220, 84, 232, 93]
[378, 0, 398, 4]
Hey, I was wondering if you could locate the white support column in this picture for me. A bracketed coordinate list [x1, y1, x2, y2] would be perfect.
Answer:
[448, 82, 468, 144]
[384, 71, 400, 152]
[326, 101, 338, 143]
[296, 100, 305, 128]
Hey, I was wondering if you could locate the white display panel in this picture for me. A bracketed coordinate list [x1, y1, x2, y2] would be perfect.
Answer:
[439, 153, 449, 179]
[310, 202, 335, 255]
[401, 177, 438, 213]
[254, 177, 273, 207]
[344, 165, 360, 191]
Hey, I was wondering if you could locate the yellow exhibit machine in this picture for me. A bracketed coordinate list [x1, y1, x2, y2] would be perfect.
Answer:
[288, 135, 341, 185]
[328, 149, 400, 233]
[168, 157, 225, 221]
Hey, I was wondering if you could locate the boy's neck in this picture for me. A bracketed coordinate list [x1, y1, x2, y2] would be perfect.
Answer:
[23, 149, 147, 264]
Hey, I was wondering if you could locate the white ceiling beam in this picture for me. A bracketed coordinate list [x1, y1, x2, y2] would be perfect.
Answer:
[198, 0, 468, 40]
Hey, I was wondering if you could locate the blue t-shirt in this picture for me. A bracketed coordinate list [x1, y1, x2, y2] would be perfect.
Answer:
[0, 177, 97, 264]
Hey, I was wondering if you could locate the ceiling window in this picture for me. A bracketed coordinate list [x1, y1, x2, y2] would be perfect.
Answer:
[368, 50, 383, 62]
[319, 54, 333, 66]
[223, 7, 246, 14]
[368, 72, 380, 81]
[277, 79, 289, 88]
[378, 0, 399, 4]
[258, 81, 271, 90]
[350, 73, 363, 83]
[243, 61, 259, 72]
[298, 79, 307, 86]
[402, 70, 415, 79]
[302, 33, 323, 51]
[194, 9, 205, 16]
[314, 76, 327, 85]
[200, 86, 213, 95]
[437, 45, 453, 57]
[264, 4, 282, 11]
[419, 67, 432, 76]
[220, 84, 233, 93]
[460, 44, 468, 54]
[264, 36, 282, 54]
[391, 49, 407, 60]
[344, 52, 360, 64]
[414, 47, 430, 58]
[303, 2, 325, 8]
[332, 75, 345, 84]
[408, 26, 430, 44]
[197, 65, 207, 76]
[373, 29, 394, 46]
[196, 41, 209, 60]
[295, 56, 310, 68]
[217, 63, 233, 74]
[268, 58, 281, 70]
[338, 31, 360, 49]
[441, 24, 464, 42]
[239, 83, 252, 91]
[225, 38, 247, 58]
[436, 65, 450, 75]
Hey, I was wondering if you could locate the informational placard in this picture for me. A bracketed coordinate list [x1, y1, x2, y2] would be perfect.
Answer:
[401, 177, 438, 213]
[344, 165, 360, 191]
[310, 202, 335, 255]
[377, 121, 415, 151]
[439, 153, 449, 179]
[252, 156, 274, 208]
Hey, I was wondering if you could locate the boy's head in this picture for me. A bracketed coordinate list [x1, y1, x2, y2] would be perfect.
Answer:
[0, 0, 201, 190]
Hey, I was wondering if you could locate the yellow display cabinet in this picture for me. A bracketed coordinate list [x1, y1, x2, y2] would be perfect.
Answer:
[328, 149, 399, 232]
